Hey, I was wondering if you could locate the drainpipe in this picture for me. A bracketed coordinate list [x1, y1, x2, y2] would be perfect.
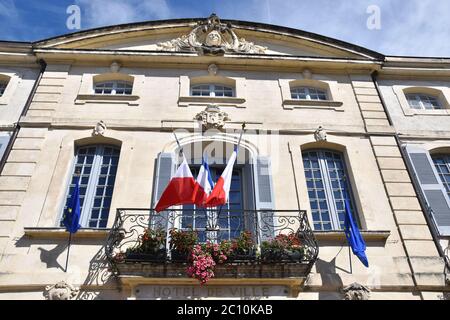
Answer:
[0, 59, 47, 175]
[371, 70, 450, 277]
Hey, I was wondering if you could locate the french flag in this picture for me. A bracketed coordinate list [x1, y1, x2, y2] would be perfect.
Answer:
[155, 155, 196, 213]
[205, 147, 238, 207]
[193, 157, 214, 207]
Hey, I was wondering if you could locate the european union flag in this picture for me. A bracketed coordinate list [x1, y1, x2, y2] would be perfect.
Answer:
[344, 197, 369, 268]
[62, 175, 81, 234]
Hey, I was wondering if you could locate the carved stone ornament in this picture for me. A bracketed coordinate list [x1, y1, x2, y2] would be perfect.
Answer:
[208, 63, 219, 76]
[194, 105, 230, 130]
[156, 13, 267, 56]
[44, 281, 79, 300]
[110, 61, 121, 73]
[92, 120, 107, 136]
[314, 126, 327, 142]
[342, 283, 371, 300]
[302, 68, 313, 79]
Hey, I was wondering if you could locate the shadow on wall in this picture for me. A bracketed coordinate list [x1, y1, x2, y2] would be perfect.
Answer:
[314, 257, 345, 300]
[77, 243, 121, 300]
[14, 236, 121, 300]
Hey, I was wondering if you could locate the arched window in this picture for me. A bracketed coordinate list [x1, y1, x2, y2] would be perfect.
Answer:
[61, 145, 120, 228]
[302, 150, 358, 231]
[432, 154, 450, 199]
[0, 81, 8, 97]
[405, 93, 442, 110]
[191, 84, 234, 97]
[291, 87, 327, 101]
[94, 81, 133, 95]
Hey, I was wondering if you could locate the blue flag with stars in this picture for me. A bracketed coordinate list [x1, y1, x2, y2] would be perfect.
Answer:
[63, 175, 81, 234]
[344, 197, 369, 268]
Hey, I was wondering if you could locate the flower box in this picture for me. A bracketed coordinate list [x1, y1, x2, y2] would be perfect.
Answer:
[170, 250, 190, 262]
[124, 249, 167, 262]
[227, 249, 257, 262]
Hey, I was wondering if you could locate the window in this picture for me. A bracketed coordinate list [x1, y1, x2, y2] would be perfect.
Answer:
[432, 154, 450, 199]
[303, 150, 358, 231]
[182, 167, 243, 242]
[0, 135, 9, 161]
[406, 93, 442, 110]
[191, 84, 234, 97]
[0, 82, 7, 97]
[62, 145, 120, 228]
[94, 81, 133, 95]
[291, 87, 327, 101]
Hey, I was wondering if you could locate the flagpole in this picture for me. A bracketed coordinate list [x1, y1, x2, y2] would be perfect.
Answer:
[172, 130, 184, 155]
[64, 232, 72, 273]
[236, 122, 246, 152]
[216, 122, 247, 225]
[64, 170, 80, 273]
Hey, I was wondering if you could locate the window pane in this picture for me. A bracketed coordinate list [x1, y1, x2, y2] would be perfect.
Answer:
[0, 82, 7, 96]
[182, 167, 243, 242]
[433, 155, 450, 199]
[406, 93, 441, 110]
[61, 145, 120, 229]
[291, 87, 327, 101]
[303, 150, 359, 231]
[191, 84, 234, 97]
[94, 81, 132, 95]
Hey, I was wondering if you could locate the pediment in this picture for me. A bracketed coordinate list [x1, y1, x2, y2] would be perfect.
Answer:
[36, 14, 382, 61]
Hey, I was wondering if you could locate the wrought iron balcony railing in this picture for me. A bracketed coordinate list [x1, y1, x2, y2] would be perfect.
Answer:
[106, 208, 319, 279]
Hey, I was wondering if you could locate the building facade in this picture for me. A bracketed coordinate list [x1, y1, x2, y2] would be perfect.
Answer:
[0, 15, 448, 300]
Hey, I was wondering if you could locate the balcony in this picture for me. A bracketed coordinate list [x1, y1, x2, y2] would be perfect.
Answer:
[106, 209, 319, 281]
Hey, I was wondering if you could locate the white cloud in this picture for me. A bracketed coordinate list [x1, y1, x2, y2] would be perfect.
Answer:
[1, 0, 450, 56]
[214, 0, 450, 56]
[75, 0, 171, 28]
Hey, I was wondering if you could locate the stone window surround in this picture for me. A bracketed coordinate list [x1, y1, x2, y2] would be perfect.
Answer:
[393, 85, 450, 117]
[279, 78, 343, 111]
[0, 72, 19, 106]
[32, 133, 126, 230]
[76, 72, 143, 106]
[178, 75, 246, 108]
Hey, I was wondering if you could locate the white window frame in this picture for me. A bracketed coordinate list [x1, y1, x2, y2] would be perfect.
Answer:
[190, 84, 235, 97]
[60, 145, 120, 229]
[291, 87, 328, 101]
[94, 80, 133, 95]
[432, 154, 450, 200]
[303, 150, 358, 231]
[405, 93, 442, 110]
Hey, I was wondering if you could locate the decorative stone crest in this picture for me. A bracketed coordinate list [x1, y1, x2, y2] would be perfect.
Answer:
[92, 120, 107, 136]
[314, 126, 327, 142]
[342, 283, 371, 300]
[194, 105, 230, 130]
[44, 281, 79, 300]
[157, 14, 267, 56]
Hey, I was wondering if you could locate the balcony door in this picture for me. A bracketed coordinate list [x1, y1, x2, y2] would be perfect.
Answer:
[182, 166, 244, 243]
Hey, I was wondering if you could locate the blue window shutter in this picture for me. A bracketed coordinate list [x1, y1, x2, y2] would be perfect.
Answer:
[254, 156, 275, 242]
[403, 144, 450, 236]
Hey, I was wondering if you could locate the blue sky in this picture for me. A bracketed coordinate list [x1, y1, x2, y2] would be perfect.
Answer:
[0, 0, 449, 57]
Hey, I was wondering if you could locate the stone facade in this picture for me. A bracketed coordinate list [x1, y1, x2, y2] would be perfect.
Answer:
[0, 15, 448, 300]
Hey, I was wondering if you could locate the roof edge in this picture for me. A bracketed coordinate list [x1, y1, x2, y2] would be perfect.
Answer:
[33, 16, 385, 60]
